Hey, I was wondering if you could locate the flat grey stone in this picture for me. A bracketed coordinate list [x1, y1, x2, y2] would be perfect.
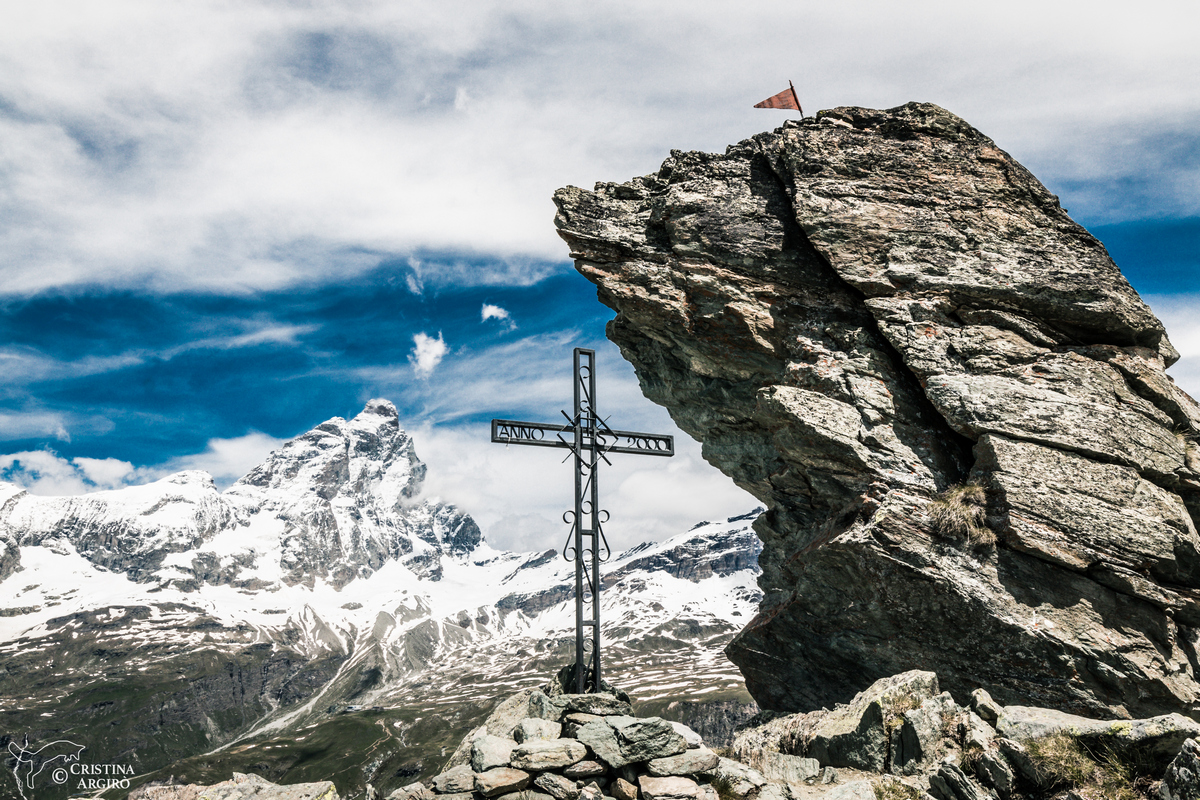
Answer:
[133, 776, 339, 800]
[510, 739, 588, 771]
[565, 713, 605, 726]
[434, 766, 478, 794]
[559, 694, 633, 717]
[744, 751, 819, 784]
[637, 776, 698, 800]
[563, 761, 607, 779]
[533, 773, 579, 800]
[646, 747, 719, 777]
[386, 783, 435, 800]
[475, 768, 532, 798]
[666, 722, 703, 749]
[606, 716, 688, 766]
[712, 759, 766, 800]
[516, 718, 564, 743]
[473, 735, 518, 772]
[997, 707, 1200, 758]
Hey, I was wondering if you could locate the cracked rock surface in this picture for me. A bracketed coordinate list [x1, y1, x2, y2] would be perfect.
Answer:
[553, 101, 1200, 718]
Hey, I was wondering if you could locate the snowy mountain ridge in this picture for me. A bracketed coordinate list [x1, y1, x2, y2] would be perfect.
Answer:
[0, 400, 479, 591]
[0, 400, 763, 799]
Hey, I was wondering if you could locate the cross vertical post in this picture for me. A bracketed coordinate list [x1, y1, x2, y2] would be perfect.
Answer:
[491, 347, 675, 692]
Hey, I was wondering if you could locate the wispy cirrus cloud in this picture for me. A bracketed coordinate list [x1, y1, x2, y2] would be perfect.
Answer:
[0, 1, 1196, 297]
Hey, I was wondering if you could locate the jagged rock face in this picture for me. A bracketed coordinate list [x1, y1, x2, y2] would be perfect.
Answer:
[554, 102, 1200, 719]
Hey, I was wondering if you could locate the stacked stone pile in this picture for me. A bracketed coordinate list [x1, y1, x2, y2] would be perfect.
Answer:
[388, 686, 779, 800]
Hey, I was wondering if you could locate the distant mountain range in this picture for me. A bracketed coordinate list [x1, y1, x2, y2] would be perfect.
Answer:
[0, 400, 762, 800]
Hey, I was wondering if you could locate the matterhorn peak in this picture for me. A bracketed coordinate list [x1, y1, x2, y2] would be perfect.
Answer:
[231, 398, 424, 503]
[0, 400, 477, 589]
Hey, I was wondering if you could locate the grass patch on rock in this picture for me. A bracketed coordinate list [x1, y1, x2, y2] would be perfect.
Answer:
[874, 779, 922, 800]
[927, 483, 994, 548]
[1025, 732, 1149, 800]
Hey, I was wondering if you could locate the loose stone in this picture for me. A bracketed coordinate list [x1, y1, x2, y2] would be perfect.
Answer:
[473, 735, 518, 772]
[387, 783, 435, 800]
[433, 765, 477, 794]
[516, 719, 564, 743]
[563, 761, 607, 779]
[476, 768, 532, 798]
[558, 694, 634, 717]
[533, 772, 580, 800]
[611, 778, 638, 800]
[511, 739, 589, 771]
[646, 748, 719, 777]
[636, 776, 699, 800]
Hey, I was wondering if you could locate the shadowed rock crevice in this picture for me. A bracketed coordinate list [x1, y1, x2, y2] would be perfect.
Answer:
[555, 101, 1200, 720]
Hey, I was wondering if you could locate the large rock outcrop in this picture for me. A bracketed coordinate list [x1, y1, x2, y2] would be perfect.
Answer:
[553, 102, 1200, 720]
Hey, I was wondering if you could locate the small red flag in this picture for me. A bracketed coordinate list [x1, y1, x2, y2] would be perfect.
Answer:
[754, 81, 803, 115]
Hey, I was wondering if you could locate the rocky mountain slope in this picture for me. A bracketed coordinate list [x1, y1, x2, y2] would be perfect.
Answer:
[0, 401, 761, 800]
[554, 102, 1200, 721]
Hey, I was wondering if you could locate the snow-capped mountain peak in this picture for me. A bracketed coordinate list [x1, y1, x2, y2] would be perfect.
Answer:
[0, 400, 479, 591]
[0, 403, 763, 795]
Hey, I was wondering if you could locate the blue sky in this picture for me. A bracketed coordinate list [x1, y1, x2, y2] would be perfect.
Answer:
[0, 1, 1197, 551]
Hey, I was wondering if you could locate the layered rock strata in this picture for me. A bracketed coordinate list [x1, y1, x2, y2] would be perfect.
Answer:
[554, 102, 1200, 718]
[733, 669, 1200, 800]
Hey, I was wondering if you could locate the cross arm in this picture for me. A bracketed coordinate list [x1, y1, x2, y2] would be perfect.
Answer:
[491, 419, 574, 449]
[597, 428, 674, 457]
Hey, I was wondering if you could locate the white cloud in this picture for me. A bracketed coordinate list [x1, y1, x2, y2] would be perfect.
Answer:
[409, 331, 448, 378]
[0, 431, 286, 496]
[0, 0, 1195, 295]
[0, 411, 72, 441]
[0, 451, 136, 495]
[163, 431, 286, 489]
[481, 303, 515, 330]
[72, 456, 136, 487]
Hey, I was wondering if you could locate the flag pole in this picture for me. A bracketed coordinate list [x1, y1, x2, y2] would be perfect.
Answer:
[789, 80, 804, 119]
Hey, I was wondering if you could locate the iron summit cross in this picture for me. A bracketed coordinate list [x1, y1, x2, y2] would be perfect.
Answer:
[491, 348, 674, 693]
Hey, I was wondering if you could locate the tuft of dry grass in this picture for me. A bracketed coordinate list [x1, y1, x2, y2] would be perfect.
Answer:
[710, 774, 738, 800]
[873, 779, 922, 800]
[882, 694, 921, 732]
[1024, 733, 1142, 800]
[927, 483, 994, 548]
